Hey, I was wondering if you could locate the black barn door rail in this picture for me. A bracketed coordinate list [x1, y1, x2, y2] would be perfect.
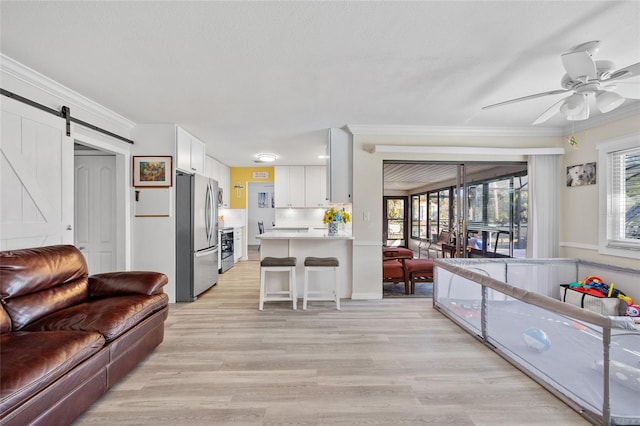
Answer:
[1, 88, 134, 145]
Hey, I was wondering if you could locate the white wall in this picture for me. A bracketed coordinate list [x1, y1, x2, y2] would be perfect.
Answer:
[130, 124, 178, 302]
[559, 114, 640, 269]
[350, 129, 562, 299]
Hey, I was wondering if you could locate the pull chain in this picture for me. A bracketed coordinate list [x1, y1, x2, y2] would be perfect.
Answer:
[568, 122, 578, 148]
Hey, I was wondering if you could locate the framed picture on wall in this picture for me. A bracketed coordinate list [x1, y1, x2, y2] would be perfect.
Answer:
[132, 156, 173, 187]
[566, 161, 596, 187]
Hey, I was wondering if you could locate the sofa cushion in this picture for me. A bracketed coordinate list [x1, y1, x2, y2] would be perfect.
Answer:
[406, 258, 434, 276]
[0, 245, 88, 298]
[383, 260, 405, 280]
[23, 294, 169, 341]
[0, 330, 105, 415]
[3, 278, 89, 331]
[0, 304, 11, 334]
[1, 245, 90, 330]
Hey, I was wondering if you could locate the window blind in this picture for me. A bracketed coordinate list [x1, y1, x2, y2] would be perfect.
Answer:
[607, 146, 640, 249]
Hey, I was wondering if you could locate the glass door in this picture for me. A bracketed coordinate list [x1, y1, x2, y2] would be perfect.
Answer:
[383, 196, 407, 247]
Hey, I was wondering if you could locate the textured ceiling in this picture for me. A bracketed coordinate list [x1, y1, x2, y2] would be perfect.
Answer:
[1, 1, 639, 167]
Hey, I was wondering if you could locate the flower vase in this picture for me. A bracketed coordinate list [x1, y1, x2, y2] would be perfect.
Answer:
[328, 221, 339, 236]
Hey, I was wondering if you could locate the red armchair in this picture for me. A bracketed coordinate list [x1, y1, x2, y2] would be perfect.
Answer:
[382, 247, 413, 294]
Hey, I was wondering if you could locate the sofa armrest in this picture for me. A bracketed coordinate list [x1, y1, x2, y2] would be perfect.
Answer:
[88, 271, 168, 297]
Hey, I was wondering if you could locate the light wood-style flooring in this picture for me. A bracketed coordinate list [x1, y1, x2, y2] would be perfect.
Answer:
[75, 260, 589, 425]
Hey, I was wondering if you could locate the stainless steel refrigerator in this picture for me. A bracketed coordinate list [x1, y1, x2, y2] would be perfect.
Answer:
[176, 172, 219, 302]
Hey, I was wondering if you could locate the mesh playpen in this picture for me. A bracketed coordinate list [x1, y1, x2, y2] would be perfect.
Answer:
[433, 258, 640, 426]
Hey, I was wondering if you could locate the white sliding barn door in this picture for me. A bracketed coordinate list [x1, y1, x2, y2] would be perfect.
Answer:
[1, 98, 73, 249]
[74, 154, 117, 273]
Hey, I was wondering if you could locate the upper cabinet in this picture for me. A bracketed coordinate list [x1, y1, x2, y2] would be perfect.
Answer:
[205, 155, 230, 207]
[275, 165, 329, 208]
[304, 166, 329, 207]
[327, 128, 352, 203]
[274, 166, 305, 207]
[205, 155, 218, 180]
[218, 163, 230, 208]
[176, 127, 205, 174]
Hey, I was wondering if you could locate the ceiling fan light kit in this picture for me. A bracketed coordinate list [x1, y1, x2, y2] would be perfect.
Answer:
[482, 40, 640, 124]
[560, 93, 585, 117]
[596, 90, 625, 113]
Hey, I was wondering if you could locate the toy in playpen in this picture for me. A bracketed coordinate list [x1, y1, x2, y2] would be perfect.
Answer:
[522, 327, 550, 352]
[568, 276, 637, 317]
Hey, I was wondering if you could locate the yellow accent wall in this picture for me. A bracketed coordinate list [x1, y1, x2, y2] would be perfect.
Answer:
[229, 167, 274, 209]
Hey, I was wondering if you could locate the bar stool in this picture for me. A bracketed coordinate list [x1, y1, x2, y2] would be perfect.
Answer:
[259, 256, 297, 310]
[303, 257, 340, 310]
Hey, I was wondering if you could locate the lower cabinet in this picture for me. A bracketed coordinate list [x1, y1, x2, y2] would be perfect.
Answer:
[234, 227, 244, 262]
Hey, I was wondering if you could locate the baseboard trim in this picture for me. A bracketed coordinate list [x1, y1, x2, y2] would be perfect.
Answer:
[351, 292, 382, 300]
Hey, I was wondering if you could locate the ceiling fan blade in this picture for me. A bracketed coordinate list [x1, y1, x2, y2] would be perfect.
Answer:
[532, 97, 567, 125]
[482, 89, 568, 110]
[561, 50, 597, 80]
[604, 81, 640, 99]
[607, 61, 640, 82]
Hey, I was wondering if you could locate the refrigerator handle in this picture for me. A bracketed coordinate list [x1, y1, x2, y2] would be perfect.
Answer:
[205, 183, 212, 242]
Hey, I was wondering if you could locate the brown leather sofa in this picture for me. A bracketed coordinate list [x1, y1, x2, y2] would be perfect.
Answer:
[0, 245, 169, 426]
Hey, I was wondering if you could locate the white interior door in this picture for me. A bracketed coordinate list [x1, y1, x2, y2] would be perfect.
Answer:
[1, 98, 73, 249]
[247, 182, 275, 245]
[74, 154, 117, 273]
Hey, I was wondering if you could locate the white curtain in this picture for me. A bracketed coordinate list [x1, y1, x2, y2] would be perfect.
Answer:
[527, 155, 560, 258]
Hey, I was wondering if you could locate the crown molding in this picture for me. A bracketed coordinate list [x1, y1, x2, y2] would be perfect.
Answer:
[347, 124, 563, 137]
[0, 54, 136, 130]
[371, 145, 565, 156]
[561, 102, 640, 136]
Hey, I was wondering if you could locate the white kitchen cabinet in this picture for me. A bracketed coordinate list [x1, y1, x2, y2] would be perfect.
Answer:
[205, 155, 218, 179]
[327, 128, 352, 203]
[304, 166, 329, 207]
[233, 227, 244, 262]
[274, 166, 305, 207]
[205, 155, 230, 207]
[218, 163, 230, 208]
[176, 127, 205, 175]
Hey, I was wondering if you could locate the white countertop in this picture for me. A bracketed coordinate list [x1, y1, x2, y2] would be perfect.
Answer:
[257, 229, 353, 240]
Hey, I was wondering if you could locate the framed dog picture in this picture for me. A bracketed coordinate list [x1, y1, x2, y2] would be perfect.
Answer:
[566, 162, 596, 187]
[132, 156, 172, 187]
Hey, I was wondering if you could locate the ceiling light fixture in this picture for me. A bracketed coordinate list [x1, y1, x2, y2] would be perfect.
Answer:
[559, 93, 585, 117]
[255, 153, 278, 162]
[596, 90, 625, 113]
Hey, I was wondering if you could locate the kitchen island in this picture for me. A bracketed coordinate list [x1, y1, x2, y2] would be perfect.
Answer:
[257, 229, 354, 301]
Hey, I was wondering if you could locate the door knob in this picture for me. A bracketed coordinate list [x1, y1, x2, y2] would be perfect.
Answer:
[66, 225, 73, 230]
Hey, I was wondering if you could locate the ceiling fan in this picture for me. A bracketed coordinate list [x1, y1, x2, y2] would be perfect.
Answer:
[482, 40, 640, 124]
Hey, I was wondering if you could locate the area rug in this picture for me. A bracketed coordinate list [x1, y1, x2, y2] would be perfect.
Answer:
[383, 282, 433, 298]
